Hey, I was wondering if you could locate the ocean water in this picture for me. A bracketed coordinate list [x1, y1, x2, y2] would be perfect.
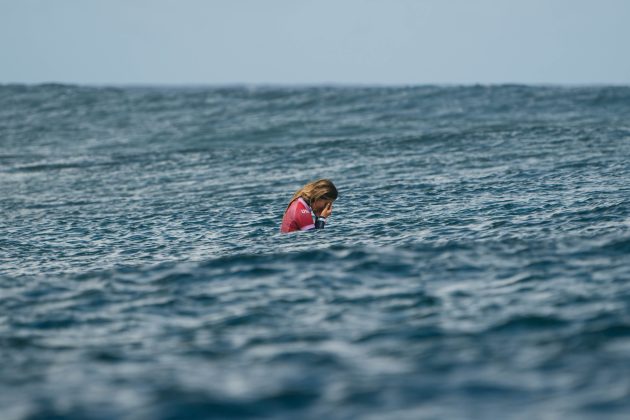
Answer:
[2, 84, 630, 419]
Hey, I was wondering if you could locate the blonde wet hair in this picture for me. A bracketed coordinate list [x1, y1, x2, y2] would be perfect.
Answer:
[286, 179, 338, 210]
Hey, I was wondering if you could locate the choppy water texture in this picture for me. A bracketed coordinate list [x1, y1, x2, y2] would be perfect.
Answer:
[2, 84, 630, 419]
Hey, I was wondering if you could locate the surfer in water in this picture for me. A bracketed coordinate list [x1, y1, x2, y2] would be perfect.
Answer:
[280, 179, 338, 233]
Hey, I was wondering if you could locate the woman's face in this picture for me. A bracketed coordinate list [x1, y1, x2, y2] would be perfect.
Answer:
[312, 199, 334, 216]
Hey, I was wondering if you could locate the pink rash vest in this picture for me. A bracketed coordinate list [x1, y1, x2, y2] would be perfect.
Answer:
[280, 197, 323, 233]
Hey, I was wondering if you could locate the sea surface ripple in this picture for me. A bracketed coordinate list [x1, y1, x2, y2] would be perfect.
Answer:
[2, 84, 630, 419]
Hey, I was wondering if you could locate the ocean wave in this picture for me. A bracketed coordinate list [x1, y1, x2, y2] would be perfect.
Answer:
[2, 84, 630, 418]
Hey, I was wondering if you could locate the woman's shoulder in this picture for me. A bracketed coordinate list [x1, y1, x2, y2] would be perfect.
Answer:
[295, 197, 311, 212]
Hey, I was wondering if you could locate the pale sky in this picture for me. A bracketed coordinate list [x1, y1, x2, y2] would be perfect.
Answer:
[1, 0, 629, 85]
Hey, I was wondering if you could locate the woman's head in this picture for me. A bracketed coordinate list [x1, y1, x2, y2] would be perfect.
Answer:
[288, 179, 338, 212]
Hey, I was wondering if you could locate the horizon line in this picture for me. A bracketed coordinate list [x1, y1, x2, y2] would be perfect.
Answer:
[2, 81, 630, 89]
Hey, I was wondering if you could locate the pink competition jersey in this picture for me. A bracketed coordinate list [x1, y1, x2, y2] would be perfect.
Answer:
[280, 198, 315, 233]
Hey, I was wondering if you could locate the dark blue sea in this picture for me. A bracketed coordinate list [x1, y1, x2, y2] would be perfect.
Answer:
[2, 84, 630, 419]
